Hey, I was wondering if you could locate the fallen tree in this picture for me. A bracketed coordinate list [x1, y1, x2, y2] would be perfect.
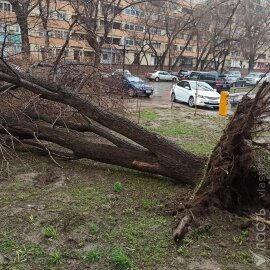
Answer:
[174, 82, 270, 242]
[0, 61, 269, 244]
[0, 62, 205, 184]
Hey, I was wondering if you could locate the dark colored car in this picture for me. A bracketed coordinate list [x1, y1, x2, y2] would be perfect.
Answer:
[225, 75, 246, 87]
[188, 71, 230, 93]
[123, 75, 154, 97]
[177, 70, 191, 80]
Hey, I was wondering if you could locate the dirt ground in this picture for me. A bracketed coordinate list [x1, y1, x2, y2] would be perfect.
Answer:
[0, 101, 269, 270]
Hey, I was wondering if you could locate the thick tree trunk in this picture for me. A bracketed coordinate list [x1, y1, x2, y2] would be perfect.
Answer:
[174, 83, 270, 243]
[194, 83, 270, 209]
[18, 18, 31, 58]
[0, 64, 205, 184]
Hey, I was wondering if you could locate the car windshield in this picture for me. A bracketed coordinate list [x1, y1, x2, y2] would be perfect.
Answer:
[128, 76, 143, 83]
[190, 81, 214, 91]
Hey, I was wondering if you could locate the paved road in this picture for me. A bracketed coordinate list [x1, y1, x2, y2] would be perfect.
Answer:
[148, 81, 174, 104]
[134, 79, 253, 114]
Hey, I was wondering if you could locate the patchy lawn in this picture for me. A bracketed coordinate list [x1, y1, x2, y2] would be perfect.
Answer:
[0, 104, 269, 270]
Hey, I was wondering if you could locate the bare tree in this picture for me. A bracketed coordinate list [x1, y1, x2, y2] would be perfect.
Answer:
[9, 0, 38, 58]
[237, 0, 270, 71]
[193, 0, 240, 71]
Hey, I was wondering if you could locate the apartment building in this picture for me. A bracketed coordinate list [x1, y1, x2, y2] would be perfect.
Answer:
[0, 0, 269, 71]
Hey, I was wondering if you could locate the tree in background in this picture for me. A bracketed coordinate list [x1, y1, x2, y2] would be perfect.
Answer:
[237, 0, 270, 71]
[9, 0, 38, 58]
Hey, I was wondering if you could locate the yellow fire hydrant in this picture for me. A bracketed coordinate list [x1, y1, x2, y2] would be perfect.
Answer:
[219, 91, 229, 116]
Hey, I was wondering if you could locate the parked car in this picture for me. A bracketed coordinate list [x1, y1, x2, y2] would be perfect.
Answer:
[245, 72, 265, 85]
[224, 70, 242, 77]
[177, 70, 191, 80]
[123, 75, 154, 97]
[145, 70, 177, 82]
[224, 75, 246, 87]
[171, 80, 220, 108]
[188, 71, 230, 93]
[259, 73, 270, 83]
[168, 70, 179, 76]
[112, 69, 132, 76]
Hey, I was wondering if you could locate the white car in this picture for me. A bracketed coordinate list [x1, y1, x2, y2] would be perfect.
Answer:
[224, 70, 241, 77]
[171, 80, 220, 108]
[145, 70, 177, 82]
[245, 73, 265, 85]
[263, 73, 270, 83]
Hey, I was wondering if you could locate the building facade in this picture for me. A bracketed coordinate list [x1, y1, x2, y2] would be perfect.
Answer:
[0, 0, 269, 72]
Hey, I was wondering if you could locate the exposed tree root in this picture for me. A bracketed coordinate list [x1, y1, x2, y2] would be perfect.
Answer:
[174, 82, 270, 243]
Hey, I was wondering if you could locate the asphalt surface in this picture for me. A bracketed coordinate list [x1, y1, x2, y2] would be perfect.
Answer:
[134, 79, 253, 114]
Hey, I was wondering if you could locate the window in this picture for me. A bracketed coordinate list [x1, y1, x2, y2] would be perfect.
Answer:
[189, 72, 199, 80]
[39, 28, 45, 36]
[0, 23, 6, 33]
[102, 53, 108, 60]
[135, 25, 144, 32]
[57, 11, 66, 20]
[125, 38, 134, 46]
[0, 2, 13, 12]
[103, 37, 120, 45]
[257, 54, 266, 59]
[112, 22, 121, 30]
[183, 82, 191, 89]
[177, 81, 185, 87]
[125, 23, 134, 31]
[124, 6, 143, 17]
[149, 27, 162, 35]
[152, 42, 161, 49]
[150, 14, 159, 20]
[135, 40, 143, 46]
[125, 23, 144, 32]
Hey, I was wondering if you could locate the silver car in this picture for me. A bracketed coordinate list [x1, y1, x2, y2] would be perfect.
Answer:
[145, 70, 177, 82]
[245, 73, 265, 85]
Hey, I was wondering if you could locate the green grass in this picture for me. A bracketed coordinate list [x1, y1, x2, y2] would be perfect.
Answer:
[110, 246, 132, 269]
[229, 250, 254, 265]
[43, 225, 58, 238]
[89, 223, 100, 236]
[50, 250, 62, 265]
[0, 105, 266, 270]
[233, 229, 249, 245]
[151, 123, 201, 137]
[113, 181, 123, 192]
[85, 248, 102, 263]
[139, 110, 157, 121]
[182, 225, 212, 246]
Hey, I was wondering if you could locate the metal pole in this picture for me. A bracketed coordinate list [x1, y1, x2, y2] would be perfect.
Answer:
[122, 42, 126, 74]
[194, 79, 198, 117]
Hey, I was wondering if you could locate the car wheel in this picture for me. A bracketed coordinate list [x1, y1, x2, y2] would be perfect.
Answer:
[128, 88, 136, 97]
[155, 77, 159, 82]
[188, 96, 195, 107]
[145, 94, 151, 98]
[171, 92, 176, 102]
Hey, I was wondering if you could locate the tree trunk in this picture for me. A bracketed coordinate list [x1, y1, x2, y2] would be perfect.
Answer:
[18, 18, 31, 58]
[174, 82, 270, 243]
[0, 63, 205, 184]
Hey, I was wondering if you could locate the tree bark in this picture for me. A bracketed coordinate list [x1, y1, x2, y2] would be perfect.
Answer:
[0, 64, 205, 184]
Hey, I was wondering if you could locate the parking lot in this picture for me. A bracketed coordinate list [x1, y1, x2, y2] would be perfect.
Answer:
[130, 78, 253, 114]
